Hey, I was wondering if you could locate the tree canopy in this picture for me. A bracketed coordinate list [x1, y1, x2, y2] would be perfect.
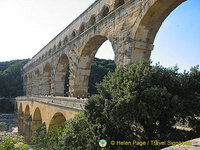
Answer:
[84, 60, 200, 149]
[57, 59, 200, 149]
[0, 59, 29, 97]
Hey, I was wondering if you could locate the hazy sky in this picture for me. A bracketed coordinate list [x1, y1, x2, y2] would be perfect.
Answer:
[0, 0, 199, 72]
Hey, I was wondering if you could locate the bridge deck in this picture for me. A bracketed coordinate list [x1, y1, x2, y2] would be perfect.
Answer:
[16, 96, 87, 111]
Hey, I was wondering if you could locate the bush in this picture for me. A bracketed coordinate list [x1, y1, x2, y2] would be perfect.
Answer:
[85, 59, 200, 149]
[0, 135, 29, 150]
[58, 112, 94, 150]
[32, 121, 63, 150]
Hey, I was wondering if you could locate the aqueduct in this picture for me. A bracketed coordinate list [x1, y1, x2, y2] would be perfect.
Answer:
[16, 0, 187, 143]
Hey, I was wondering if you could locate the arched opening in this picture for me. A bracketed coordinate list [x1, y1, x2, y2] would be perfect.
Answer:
[71, 31, 76, 39]
[32, 69, 40, 95]
[32, 107, 42, 131]
[18, 103, 24, 134]
[54, 54, 69, 96]
[114, 0, 125, 9]
[79, 24, 85, 34]
[23, 105, 30, 134]
[89, 15, 96, 26]
[19, 103, 22, 113]
[48, 112, 66, 132]
[42, 63, 51, 95]
[101, 6, 109, 19]
[69, 35, 116, 97]
[24, 105, 30, 120]
[63, 36, 68, 45]
[133, 0, 186, 62]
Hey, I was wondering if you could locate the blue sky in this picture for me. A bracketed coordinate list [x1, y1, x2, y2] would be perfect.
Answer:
[0, 0, 199, 72]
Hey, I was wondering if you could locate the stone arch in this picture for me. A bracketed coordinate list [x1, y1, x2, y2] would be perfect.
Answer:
[48, 112, 66, 132]
[42, 63, 51, 95]
[32, 107, 42, 131]
[89, 15, 96, 26]
[18, 103, 24, 134]
[48, 49, 52, 56]
[57, 40, 62, 49]
[133, 0, 186, 60]
[100, 5, 110, 19]
[24, 105, 30, 120]
[114, 0, 125, 9]
[69, 35, 115, 97]
[71, 30, 76, 40]
[23, 105, 30, 133]
[32, 69, 40, 95]
[63, 35, 68, 45]
[19, 103, 22, 113]
[54, 53, 69, 96]
[79, 23, 85, 34]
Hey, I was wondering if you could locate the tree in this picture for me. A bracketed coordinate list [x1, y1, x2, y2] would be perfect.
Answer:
[0, 59, 29, 97]
[58, 112, 94, 150]
[85, 59, 200, 149]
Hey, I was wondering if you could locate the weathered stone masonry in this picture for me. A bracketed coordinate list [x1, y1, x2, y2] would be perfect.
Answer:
[22, 0, 186, 97]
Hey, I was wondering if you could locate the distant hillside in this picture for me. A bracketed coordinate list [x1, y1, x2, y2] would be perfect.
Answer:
[88, 58, 116, 94]
[0, 58, 116, 97]
[0, 59, 29, 97]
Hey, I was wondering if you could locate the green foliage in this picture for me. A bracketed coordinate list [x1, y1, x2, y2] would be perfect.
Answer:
[0, 59, 29, 97]
[0, 135, 29, 150]
[84, 59, 200, 149]
[32, 126, 47, 150]
[47, 123, 62, 150]
[88, 58, 116, 94]
[32, 122, 63, 150]
[58, 112, 94, 150]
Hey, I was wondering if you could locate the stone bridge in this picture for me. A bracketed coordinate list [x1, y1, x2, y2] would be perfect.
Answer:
[16, 0, 187, 143]
[16, 96, 86, 143]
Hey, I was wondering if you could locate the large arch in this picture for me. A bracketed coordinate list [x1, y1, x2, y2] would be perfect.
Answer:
[32, 107, 42, 131]
[133, 0, 186, 61]
[41, 63, 51, 95]
[24, 105, 30, 120]
[19, 103, 22, 113]
[23, 105, 30, 134]
[54, 54, 69, 96]
[48, 112, 66, 132]
[69, 35, 115, 97]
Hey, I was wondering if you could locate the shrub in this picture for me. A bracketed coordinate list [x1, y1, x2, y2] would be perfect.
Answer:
[0, 135, 29, 150]
[58, 112, 94, 150]
[85, 59, 200, 149]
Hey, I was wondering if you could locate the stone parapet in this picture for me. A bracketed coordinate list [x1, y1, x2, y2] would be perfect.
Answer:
[16, 96, 86, 111]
